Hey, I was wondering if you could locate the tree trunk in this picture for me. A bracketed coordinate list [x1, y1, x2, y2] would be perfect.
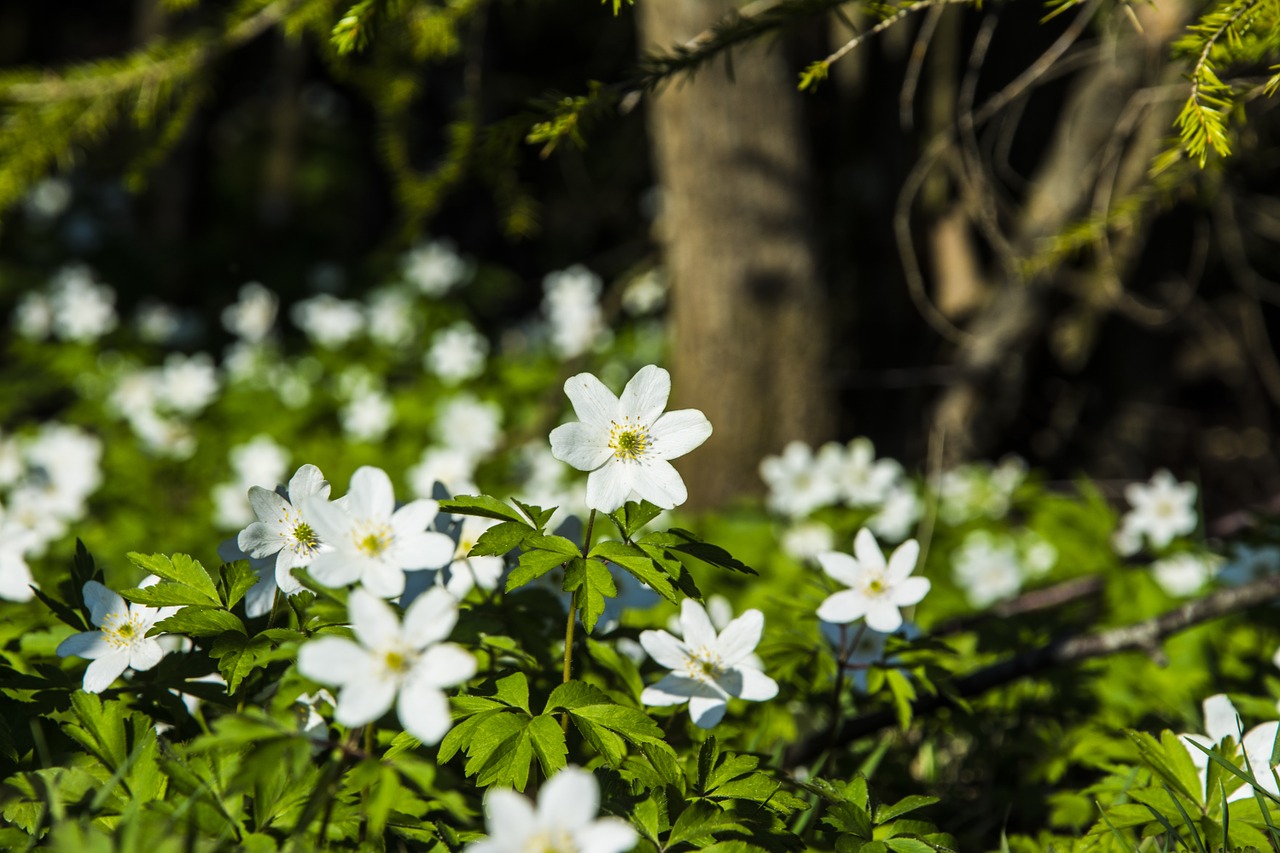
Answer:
[637, 1, 833, 509]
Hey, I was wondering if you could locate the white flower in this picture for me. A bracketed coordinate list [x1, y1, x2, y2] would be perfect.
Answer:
[56, 578, 180, 693]
[0, 514, 40, 602]
[1152, 551, 1222, 597]
[621, 269, 667, 316]
[549, 365, 713, 514]
[951, 531, 1023, 609]
[1180, 694, 1280, 801]
[543, 265, 605, 359]
[222, 282, 279, 343]
[838, 438, 903, 507]
[436, 515, 506, 600]
[1118, 469, 1198, 553]
[342, 390, 395, 442]
[24, 177, 72, 222]
[781, 520, 836, 562]
[816, 529, 929, 632]
[466, 766, 637, 853]
[436, 395, 503, 460]
[49, 265, 117, 343]
[408, 446, 480, 499]
[230, 435, 290, 488]
[366, 287, 417, 348]
[13, 291, 53, 339]
[291, 294, 364, 349]
[403, 240, 471, 296]
[639, 599, 778, 728]
[426, 322, 489, 385]
[158, 353, 220, 415]
[759, 441, 842, 519]
[297, 587, 476, 743]
[867, 482, 923, 543]
[303, 466, 456, 598]
[238, 464, 335, 600]
[134, 300, 185, 345]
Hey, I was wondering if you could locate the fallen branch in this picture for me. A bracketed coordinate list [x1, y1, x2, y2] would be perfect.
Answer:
[784, 572, 1280, 768]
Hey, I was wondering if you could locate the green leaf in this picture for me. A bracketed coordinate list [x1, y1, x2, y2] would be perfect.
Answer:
[221, 560, 260, 610]
[127, 552, 220, 604]
[471, 522, 534, 557]
[120, 582, 221, 608]
[609, 500, 665, 539]
[526, 714, 568, 777]
[665, 529, 756, 575]
[210, 632, 272, 692]
[885, 840, 938, 853]
[440, 496, 532, 525]
[876, 795, 939, 824]
[563, 557, 616, 633]
[511, 500, 556, 531]
[885, 669, 916, 731]
[525, 535, 581, 556]
[152, 607, 247, 638]
[666, 802, 749, 849]
[492, 672, 531, 714]
[1130, 730, 1207, 805]
[506, 548, 570, 591]
[545, 680, 614, 712]
[586, 637, 645, 700]
[589, 540, 678, 602]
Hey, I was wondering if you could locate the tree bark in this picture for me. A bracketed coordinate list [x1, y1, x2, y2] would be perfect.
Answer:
[637, 2, 833, 509]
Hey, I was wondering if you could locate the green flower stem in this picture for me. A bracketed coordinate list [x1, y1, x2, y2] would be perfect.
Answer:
[561, 509, 596, 730]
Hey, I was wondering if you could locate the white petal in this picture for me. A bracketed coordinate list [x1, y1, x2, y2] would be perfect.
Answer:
[649, 409, 712, 460]
[564, 372, 620, 430]
[0, 556, 34, 602]
[57, 630, 111, 660]
[816, 590, 868, 624]
[348, 466, 395, 522]
[689, 695, 727, 728]
[349, 589, 400, 650]
[629, 459, 687, 510]
[1180, 733, 1213, 771]
[274, 557, 304, 595]
[483, 789, 537, 846]
[298, 636, 372, 685]
[550, 422, 613, 471]
[641, 674, 700, 706]
[288, 464, 331, 502]
[129, 638, 165, 671]
[853, 529, 886, 572]
[84, 581, 126, 628]
[1242, 722, 1280, 795]
[334, 674, 398, 727]
[586, 463, 633, 514]
[618, 365, 671, 425]
[575, 820, 639, 853]
[1204, 694, 1242, 744]
[679, 599, 717, 650]
[402, 587, 459, 649]
[539, 766, 601, 830]
[638, 630, 689, 671]
[864, 600, 903, 633]
[238, 522, 280, 559]
[396, 681, 453, 745]
[307, 551, 362, 588]
[248, 486, 288, 528]
[890, 576, 930, 607]
[414, 642, 477, 688]
[392, 531, 456, 571]
[390, 499, 440, 537]
[885, 539, 921, 583]
[816, 552, 863, 589]
[731, 666, 779, 702]
[302, 497, 355, 550]
[715, 610, 764, 667]
[361, 560, 408, 598]
[244, 572, 277, 618]
[83, 651, 130, 693]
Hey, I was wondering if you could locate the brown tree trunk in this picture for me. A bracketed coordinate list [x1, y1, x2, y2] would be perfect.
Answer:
[638, 0, 833, 509]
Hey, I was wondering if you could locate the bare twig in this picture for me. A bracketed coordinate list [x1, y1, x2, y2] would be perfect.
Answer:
[785, 572, 1280, 768]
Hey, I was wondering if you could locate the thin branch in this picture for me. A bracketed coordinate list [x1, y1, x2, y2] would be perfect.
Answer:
[930, 574, 1105, 636]
[785, 573, 1280, 768]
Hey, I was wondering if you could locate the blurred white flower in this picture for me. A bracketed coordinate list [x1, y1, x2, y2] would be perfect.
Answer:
[134, 300, 184, 345]
[1116, 469, 1198, 555]
[951, 530, 1024, 609]
[342, 390, 395, 442]
[838, 438, 903, 507]
[403, 240, 471, 297]
[867, 481, 923, 543]
[0, 433, 23, 488]
[130, 410, 197, 459]
[1152, 551, 1222, 597]
[24, 177, 72, 222]
[49, 265, 117, 343]
[230, 435, 289, 488]
[434, 515, 506, 600]
[781, 520, 836, 562]
[291, 294, 364, 349]
[621, 269, 667, 316]
[936, 458, 1025, 526]
[13, 291, 54, 340]
[158, 353, 220, 415]
[640, 599, 778, 728]
[56, 577, 180, 693]
[465, 766, 637, 853]
[426, 321, 489, 384]
[436, 394, 503, 460]
[408, 446, 480, 499]
[543, 265, 605, 360]
[0, 513, 40, 602]
[759, 441, 842, 519]
[222, 282, 279, 343]
[25, 423, 103, 515]
[366, 287, 417, 348]
[297, 587, 476, 743]
[817, 529, 929, 632]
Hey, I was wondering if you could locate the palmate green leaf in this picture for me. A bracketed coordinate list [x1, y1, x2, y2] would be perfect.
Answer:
[608, 500, 665, 539]
[221, 560, 260, 610]
[666, 802, 752, 849]
[590, 540, 679, 603]
[471, 522, 534, 557]
[152, 607, 247, 638]
[440, 496, 533, 525]
[127, 552, 220, 605]
[473, 714, 566, 790]
[564, 557, 617, 633]
[545, 681, 681, 786]
[511, 499, 556, 532]
[709, 773, 808, 816]
[210, 633, 272, 692]
[1129, 730, 1208, 805]
[492, 672, 531, 714]
[506, 548, 572, 591]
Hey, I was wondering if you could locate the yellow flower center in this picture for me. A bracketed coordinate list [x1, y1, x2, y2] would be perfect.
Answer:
[293, 521, 320, 550]
[687, 648, 725, 682]
[102, 613, 145, 648]
[354, 523, 394, 557]
[609, 418, 650, 461]
[526, 828, 578, 853]
[383, 648, 416, 674]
